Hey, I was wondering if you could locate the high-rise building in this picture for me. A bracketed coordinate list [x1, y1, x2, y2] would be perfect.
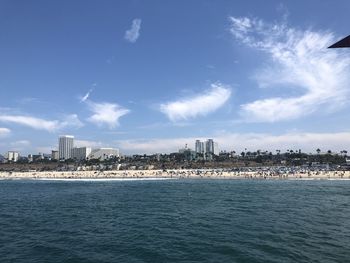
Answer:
[6, 151, 19, 162]
[213, 142, 219, 156]
[205, 139, 219, 156]
[206, 139, 214, 154]
[71, 147, 92, 161]
[195, 140, 206, 155]
[59, 135, 74, 160]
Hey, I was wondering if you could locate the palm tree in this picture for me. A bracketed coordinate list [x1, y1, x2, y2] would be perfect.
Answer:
[316, 148, 321, 155]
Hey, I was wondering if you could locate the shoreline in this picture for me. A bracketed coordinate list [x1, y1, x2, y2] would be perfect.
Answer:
[1, 169, 350, 181]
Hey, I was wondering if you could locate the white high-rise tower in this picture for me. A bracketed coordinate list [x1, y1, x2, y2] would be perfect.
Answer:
[59, 135, 74, 160]
[195, 140, 206, 155]
[205, 139, 219, 156]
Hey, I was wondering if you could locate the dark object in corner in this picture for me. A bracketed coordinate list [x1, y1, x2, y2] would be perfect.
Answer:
[328, 35, 350, 48]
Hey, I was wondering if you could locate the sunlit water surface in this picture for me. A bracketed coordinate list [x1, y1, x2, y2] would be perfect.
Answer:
[0, 179, 349, 262]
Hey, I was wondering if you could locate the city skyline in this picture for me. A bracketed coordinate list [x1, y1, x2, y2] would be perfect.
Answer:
[1, 1, 350, 155]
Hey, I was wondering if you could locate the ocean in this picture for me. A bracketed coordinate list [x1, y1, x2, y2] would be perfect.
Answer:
[0, 179, 349, 262]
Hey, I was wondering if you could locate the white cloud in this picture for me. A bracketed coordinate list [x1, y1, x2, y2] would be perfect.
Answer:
[0, 115, 60, 131]
[116, 131, 350, 154]
[124, 18, 142, 43]
[160, 83, 232, 122]
[87, 101, 130, 129]
[0, 114, 83, 132]
[229, 16, 350, 122]
[60, 114, 84, 129]
[0, 128, 10, 138]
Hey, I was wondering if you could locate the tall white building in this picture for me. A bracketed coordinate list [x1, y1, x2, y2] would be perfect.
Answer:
[195, 139, 219, 157]
[195, 140, 206, 155]
[59, 135, 74, 160]
[71, 147, 91, 161]
[205, 139, 219, 156]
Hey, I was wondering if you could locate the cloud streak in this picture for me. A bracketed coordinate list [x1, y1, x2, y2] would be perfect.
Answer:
[229, 16, 350, 122]
[124, 18, 142, 43]
[160, 83, 231, 122]
[81, 89, 93, 102]
[0, 114, 83, 132]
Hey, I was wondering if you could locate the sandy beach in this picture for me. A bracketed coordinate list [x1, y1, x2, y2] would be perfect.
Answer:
[1, 169, 350, 180]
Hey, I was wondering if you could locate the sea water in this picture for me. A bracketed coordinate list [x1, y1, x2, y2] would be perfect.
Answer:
[0, 179, 349, 262]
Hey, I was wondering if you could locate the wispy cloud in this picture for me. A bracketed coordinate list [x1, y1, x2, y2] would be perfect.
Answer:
[124, 18, 142, 43]
[10, 140, 30, 146]
[0, 114, 83, 132]
[75, 139, 105, 148]
[116, 131, 350, 154]
[116, 137, 192, 154]
[160, 83, 232, 122]
[0, 128, 11, 138]
[60, 114, 84, 129]
[81, 89, 93, 102]
[0, 115, 60, 131]
[80, 83, 96, 102]
[17, 97, 40, 104]
[87, 101, 130, 129]
[229, 16, 350, 122]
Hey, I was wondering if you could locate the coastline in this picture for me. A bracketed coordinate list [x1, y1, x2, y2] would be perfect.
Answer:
[1, 169, 350, 180]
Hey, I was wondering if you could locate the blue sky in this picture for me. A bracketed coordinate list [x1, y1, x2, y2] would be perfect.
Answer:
[1, 0, 350, 155]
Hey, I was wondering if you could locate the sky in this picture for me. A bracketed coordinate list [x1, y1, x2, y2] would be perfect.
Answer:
[1, 0, 350, 155]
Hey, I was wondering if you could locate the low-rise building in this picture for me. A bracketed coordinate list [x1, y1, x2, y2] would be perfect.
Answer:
[51, 150, 59, 160]
[71, 147, 92, 161]
[6, 151, 20, 162]
[88, 148, 119, 161]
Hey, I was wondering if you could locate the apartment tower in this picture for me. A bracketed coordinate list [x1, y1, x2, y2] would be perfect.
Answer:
[58, 135, 74, 160]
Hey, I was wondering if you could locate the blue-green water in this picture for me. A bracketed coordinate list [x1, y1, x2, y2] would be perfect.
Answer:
[0, 179, 349, 263]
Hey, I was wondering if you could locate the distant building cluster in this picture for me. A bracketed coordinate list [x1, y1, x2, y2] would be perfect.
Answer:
[5, 151, 20, 162]
[2, 135, 350, 169]
[0, 137, 219, 163]
[0, 135, 119, 163]
[195, 139, 219, 156]
[58, 135, 119, 161]
[179, 139, 219, 161]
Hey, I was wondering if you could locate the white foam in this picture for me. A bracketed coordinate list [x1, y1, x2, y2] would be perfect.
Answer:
[34, 178, 176, 182]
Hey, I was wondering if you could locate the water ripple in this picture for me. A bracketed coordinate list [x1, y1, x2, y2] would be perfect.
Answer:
[0, 180, 349, 262]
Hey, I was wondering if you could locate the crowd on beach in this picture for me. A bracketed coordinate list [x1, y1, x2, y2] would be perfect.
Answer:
[0, 166, 349, 180]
